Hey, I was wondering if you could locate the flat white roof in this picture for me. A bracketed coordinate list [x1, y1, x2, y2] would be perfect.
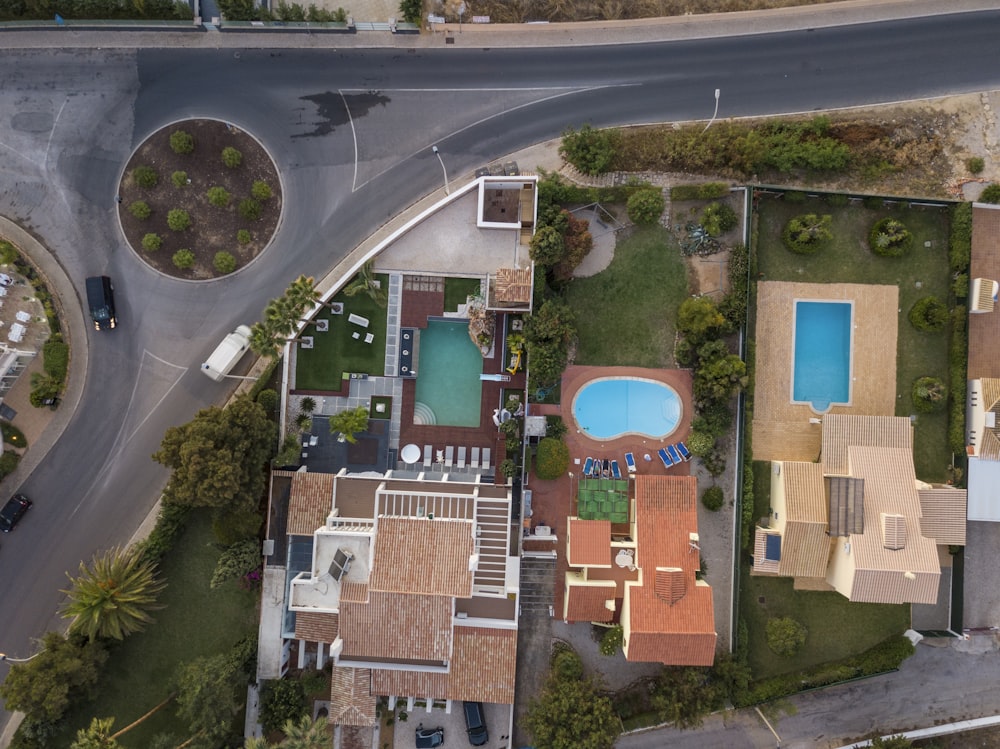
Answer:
[967, 457, 1000, 521]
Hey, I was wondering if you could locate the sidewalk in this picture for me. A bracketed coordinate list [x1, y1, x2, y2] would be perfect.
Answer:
[0, 0, 996, 49]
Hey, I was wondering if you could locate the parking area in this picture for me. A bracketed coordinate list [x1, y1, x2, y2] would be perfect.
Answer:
[962, 521, 1000, 629]
[394, 703, 512, 749]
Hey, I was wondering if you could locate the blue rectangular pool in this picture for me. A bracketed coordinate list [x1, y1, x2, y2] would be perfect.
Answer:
[792, 301, 852, 412]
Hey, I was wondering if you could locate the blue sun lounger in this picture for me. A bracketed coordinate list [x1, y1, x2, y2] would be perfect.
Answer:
[667, 444, 682, 465]
[611, 460, 621, 479]
[658, 447, 674, 469]
[625, 452, 636, 473]
[583, 457, 594, 476]
[677, 441, 692, 462]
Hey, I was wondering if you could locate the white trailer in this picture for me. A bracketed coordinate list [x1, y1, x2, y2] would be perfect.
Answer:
[201, 325, 252, 381]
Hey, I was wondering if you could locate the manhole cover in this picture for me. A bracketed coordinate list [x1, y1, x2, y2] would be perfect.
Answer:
[758, 596, 766, 604]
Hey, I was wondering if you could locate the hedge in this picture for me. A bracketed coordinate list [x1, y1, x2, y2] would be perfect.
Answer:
[670, 182, 729, 201]
[949, 202, 972, 273]
[949, 306, 968, 455]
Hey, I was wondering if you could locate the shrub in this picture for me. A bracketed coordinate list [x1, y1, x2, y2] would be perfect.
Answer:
[671, 182, 729, 201]
[239, 198, 262, 221]
[534, 437, 569, 480]
[782, 214, 832, 254]
[251, 180, 273, 200]
[559, 124, 619, 175]
[0, 240, 19, 265]
[141, 233, 162, 251]
[869, 217, 913, 257]
[237, 229, 252, 244]
[863, 195, 884, 209]
[912, 376, 947, 413]
[128, 201, 151, 220]
[0, 450, 20, 479]
[626, 188, 665, 225]
[132, 165, 158, 188]
[2, 421, 27, 448]
[222, 146, 243, 168]
[966, 156, 985, 174]
[701, 201, 738, 236]
[950, 202, 973, 273]
[259, 679, 306, 734]
[172, 249, 195, 269]
[207, 186, 231, 207]
[499, 458, 516, 479]
[701, 486, 724, 511]
[949, 307, 968, 454]
[171, 170, 189, 187]
[213, 251, 237, 274]
[766, 617, 807, 657]
[398, 0, 421, 22]
[169, 129, 195, 154]
[908, 295, 948, 332]
[43, 337, 69, 381]
[783, 190, 807, 204]
[167, 209, 191, 231]
[686, 429, 715, 457]
[599, 625, 624, 656]
[300, 397, 317, 413]
[980, 184, 1000, 204]
[552, 648, 584, 681]
[826, 192, 850, 206]
[257, 389, 279, 414]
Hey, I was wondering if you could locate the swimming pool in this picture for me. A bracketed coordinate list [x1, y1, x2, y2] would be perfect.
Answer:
[414, 320, 483, 427]
[792, 300, 853, 412]
[572, 377, 682, 440]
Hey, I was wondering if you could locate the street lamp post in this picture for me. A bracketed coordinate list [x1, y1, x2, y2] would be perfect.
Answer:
[703, 88, 721, 133]
[0, 651, 41, 664]
[431, 146, 450, 195]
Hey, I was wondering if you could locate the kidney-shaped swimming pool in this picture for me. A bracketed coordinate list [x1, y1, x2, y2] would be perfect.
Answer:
[572, 377, 682, 441]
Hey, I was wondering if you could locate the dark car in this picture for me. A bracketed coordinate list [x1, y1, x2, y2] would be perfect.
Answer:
[85, 275, 117, 330]
[463, 701, 489, 746]
[0, 494, 31, 532]
[415, 725, 444, 748]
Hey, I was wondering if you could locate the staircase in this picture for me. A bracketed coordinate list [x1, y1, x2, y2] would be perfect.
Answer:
[519, 556, 556, 616]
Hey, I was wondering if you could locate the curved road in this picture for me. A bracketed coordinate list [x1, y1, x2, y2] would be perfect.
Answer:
[1, 4, 999, 728]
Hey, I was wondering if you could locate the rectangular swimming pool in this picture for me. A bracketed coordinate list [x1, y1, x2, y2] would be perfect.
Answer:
[792, 300, 852, 412]
[414, 320, 483, 427]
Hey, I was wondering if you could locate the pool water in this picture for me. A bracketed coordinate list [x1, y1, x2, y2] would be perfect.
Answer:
[573, 377, 681, 440]
[414, 320, 483, 427]
[792, 300, 852, 412]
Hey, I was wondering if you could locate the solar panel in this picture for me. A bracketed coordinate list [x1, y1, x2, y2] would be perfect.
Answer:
[330, 548, 354, 581]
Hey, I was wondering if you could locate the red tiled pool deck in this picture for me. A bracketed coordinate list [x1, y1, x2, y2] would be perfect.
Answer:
[524, 364, 694, 614]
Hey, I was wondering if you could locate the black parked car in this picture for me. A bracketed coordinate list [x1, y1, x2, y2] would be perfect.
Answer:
[0, 494, 31, 532]
[415, 725, 444, 748]
[463, 701, 489, 746]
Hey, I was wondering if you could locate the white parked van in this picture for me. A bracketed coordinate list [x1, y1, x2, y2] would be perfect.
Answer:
[201, 325, 252, 381]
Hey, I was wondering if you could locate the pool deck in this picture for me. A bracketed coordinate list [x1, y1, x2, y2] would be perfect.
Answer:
[752, 281, 899, 462]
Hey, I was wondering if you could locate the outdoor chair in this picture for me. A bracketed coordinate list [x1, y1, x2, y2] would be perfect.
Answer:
[445, 446, 454, 468]
[423, 445, 433, 468]
[667, 444, 682, 464]
[658, 448, 674, 469]
[625, 453, 636, 473]
[677, 442, 692, 461]
[482, 448, 491, 472]
[611, 460, 621, 479]
[470, 447, 480, 469]
[583, 457, 594, 476]
[457, 446, 467, 469]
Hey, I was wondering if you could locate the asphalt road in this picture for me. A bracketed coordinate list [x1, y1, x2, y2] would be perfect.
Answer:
[1, 6, 1000, 738]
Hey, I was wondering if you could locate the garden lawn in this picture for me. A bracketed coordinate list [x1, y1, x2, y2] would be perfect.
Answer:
[53, 511, 258, 748]
[444, 277, 482, 312]
[565, 226, 689, 367]
[295, 277, 389, 390]
[755, 196, 952, 482]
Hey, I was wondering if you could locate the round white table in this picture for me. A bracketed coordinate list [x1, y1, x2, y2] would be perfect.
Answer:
[400, 443, 421, 464]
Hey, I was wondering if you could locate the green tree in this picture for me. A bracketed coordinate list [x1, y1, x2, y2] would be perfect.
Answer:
[129, 201, 151, 220]
[211, 538, 262, 589]
[132, 166, 158, 188]
[980, 184, 1000, 204]
[685, 429, 715, 457]
[61, 545, 166, 641]
[912, 376, 947, 412]
[343, 261, 387, 307]
[0, 632, 107, 725]
[169, 130, 194, 154]
[782, 213, 832, 254]
[207, 186, 231, 207]
[651, 667, 725, 729]
[525, 298, 576, 388]
[249, 321, 285, 358]
[626, 188, 665, 225]
[222, 146, 243, 168]
[259, 679, 306, 734]
[535, 437, 569, 480]
[174, 653, 244, 743]
[694, 339, 747, 404]
[677, 295, 726, 345]
[524, 665, 619, 749]
[153, 395, 276, 510]
[766, 616, 807, 656]
[70, 717, 122, 749]
[280, 714, 330, 749]
[329, 406, 370, 444]
[173, 249, 195, 269]
[530, 225, 565, 267]
[214, 251, 237, 274]
[171, 170, 189, 187]
[237, 229, 252, 244]
[559, 124, 619, 176]
[908, 295, 948, 332]
[239, 197, 262, 220]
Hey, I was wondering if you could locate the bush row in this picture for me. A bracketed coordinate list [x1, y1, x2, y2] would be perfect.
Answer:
[218, 0, 347, 22]
[0, 0, 189, 21]
[949, 306, 968, 455]
[670, 182, 730, 201]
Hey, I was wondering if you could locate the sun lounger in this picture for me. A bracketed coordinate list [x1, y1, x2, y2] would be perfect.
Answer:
[611, 460, 621, 479]
[658, 448, 674, 469]
[625, 453, 636, 473]
[423, 445, 433, 468]
[471, 447, 480, 469]
[602, 459, 611, 478]
[667, 444, 682, 465]
[481, 448, 491, 471]
[445, 446, 454, 468]
[677, 441, 692, 462]
[458, 446, 467, 469]
[583, 457, 594, 476]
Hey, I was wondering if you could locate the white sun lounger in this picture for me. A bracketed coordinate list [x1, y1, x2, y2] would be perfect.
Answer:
[445, 446, 454, 468]
[481, 448, 491, 472]
[458, 446, 467, 469]
[470, 447, 480, 469]
[423, 445, 433, 468]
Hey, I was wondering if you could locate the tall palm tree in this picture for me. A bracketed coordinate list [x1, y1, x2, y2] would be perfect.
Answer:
[286, 274, 322, 313]
[249, 321, 284, 358]
[281, 715, 331, 749]
[70, 717, 120, 749]
[243, 738, 271, 749]
[343, 261, 387, 308]
[62, 545, 166, 641]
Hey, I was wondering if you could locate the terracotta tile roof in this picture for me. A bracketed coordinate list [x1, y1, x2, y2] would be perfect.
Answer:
[970, 379, 1000, 460]
[567, 519, 612, 567]
[369, 517, 474, 598]
[563, 577, 616, 622]
[840, 447, 940, 604]
[329, 667, 376, 727]
[340, 591, 452, 662]
[625, 476, 716, 666]
[918, 488, 967, 545]
[494, 267, 532, 303]
[777, 462, 831, 579]
[287, 472, 335, 536]
[968, 204, 1000, 379]
[369, 627, 517, 704]
[654, 569, 686, 604]
[294, 611, 339, 643]
[822, 415, 912, 476]
[341, 581, 369, 603]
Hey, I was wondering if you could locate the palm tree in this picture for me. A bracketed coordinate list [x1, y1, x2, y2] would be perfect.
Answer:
[328, 406, 370, 444]
[243, 738, 271, 749]
[62, 545, 166, 641]
[281, 715, 331, 749]
[286, 274, 322, 313]
[263, 296, 299, 337]
[70, 717, 120, 749]
[249, 321, 284, 358]
[343, 261, 387, 308]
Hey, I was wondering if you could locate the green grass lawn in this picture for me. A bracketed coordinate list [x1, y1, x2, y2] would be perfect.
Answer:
[565, 226, 690, 367]
[53, 511, 258, 748]
[295, 278, 389, 391]
[444, 276, 482, 312]
[755, 196, 952, 482]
